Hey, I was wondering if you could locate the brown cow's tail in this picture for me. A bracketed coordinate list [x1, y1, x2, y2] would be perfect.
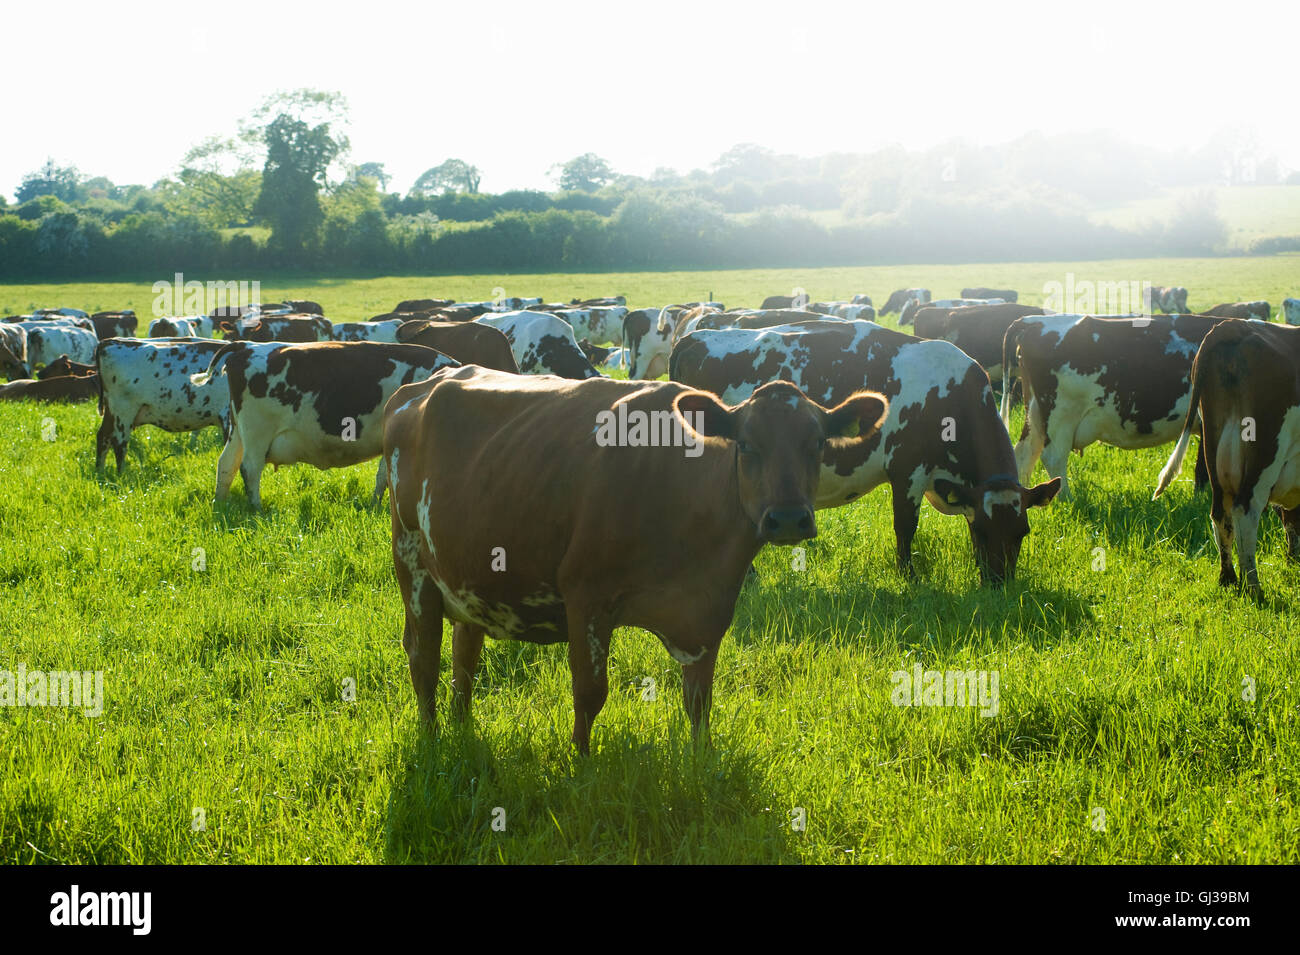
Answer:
[1153, 319, 1249, 499]
[1000, 319, 1026, 427]
[190, 342, 241, 387]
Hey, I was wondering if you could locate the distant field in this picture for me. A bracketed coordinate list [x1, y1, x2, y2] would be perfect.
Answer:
[2, 254, 1298, 321]
[1, 263, 1297, 864]
[1089, 185, 1300, 248]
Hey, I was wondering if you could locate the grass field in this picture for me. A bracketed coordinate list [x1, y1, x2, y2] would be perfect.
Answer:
[2, 262, 1298, 863]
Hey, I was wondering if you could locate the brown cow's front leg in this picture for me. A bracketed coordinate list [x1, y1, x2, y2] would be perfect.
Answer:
[393, 526, 445, 727]
[892, 489, 920, 578]
[450, 622, 486, 722]
[566, 617, 610, 755]
[681, 642, 720, 747]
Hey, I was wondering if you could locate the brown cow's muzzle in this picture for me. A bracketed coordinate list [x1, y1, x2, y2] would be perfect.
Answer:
[760, 505, 817, 544]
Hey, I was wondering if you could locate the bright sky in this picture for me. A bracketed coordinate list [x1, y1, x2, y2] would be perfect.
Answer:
[6, 0, 1298, 200]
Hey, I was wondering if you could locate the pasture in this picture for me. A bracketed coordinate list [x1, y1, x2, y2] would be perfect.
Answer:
[1, 259, 1298, 863]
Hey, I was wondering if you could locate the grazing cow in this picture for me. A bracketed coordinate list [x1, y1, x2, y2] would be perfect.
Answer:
[16, 323, 98, 373]
[474, 311, 601, 379]
[578, 340, 613, 366]
[220, 313, 334, 342]
[18, 315, 95, 333]
[35, 307, 90, 321]
[553, 306, 629, 346]
[899, 297, 1004, 327]
[912, 303, 1046, 381]
[0, 325, 27, 380]
[393, 320, 520, 373]
[1147, 286, 1190, 314]
[0, 374, 99, 403]
[201, 341, 460, 510]
[961, 287, 1019, 303]
[1204, 301, 1270, 322]
[332, 319, 404, 343]
[283, 300, 325, 315]
[95, 338, 234, 471]
[36, 356, 96, 379]
[1001, 313, 1234, 498]
[569, 296, 624, 307]
[671, 321, 1060, 584]
[91, 311, 138, 339]
[604, 347, 629, 370]
[622, 307, 671, 380]
[760, 294, 810, 309]
[382, 364, 888, 750]
[149, 317, 200, 338]
[809, 302, 877, 321]
[1283, 298, 1300, 325]
[395, 298, 456, 314]
[879, 288, 931, 316]
[851, 294, 873, 306]
[1154, 321, 1300, 598]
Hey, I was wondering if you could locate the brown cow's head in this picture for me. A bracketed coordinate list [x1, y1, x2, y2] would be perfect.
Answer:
[0, 343, 27, 380]
[931, 474, 1061, 586]
[675, 380, 888, 545]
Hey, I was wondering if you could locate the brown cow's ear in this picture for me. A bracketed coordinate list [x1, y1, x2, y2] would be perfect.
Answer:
[674, 390, 736, 440]
[1024, 477, 1061, 508]
[824, 390, 888, 444]
[933, 478, 976, 511]
[219, 320, 235, 332]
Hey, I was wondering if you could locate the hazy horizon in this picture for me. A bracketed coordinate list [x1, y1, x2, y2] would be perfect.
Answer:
[7, 0, 1298, 203]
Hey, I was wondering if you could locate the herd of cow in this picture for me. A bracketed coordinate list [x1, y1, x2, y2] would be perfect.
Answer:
[4, 283, 1300, 752]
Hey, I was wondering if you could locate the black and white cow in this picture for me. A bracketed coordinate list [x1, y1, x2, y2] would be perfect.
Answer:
[551, 306, 629, 346]
[95, 337, 234, 471]
[670, 320, 1059, 584]
[0, 325, 27, 380]
[474, 311, 601, 379]
[13, 322, 98, 373]
[197, 340, 460, 510]
[1001, 313, 1233, 498]
[879, 288, 931, 316]
[1284, 298, 1300, 326]
[331, 319, 404, 343]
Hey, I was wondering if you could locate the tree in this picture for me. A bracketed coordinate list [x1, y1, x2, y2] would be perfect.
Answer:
[549, 153, 614, 193]
[410, 159, 481, 197]
[350, 162, 391, 192]
[16, 159, 82, 203]
[711, 144, 778, 185]
[171, 136, 262, 227]
[254, 115, 341, 255]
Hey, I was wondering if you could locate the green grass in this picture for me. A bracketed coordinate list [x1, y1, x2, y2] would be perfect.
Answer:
[2, 254, 1298, 321]
[1, 263, 1298, 863]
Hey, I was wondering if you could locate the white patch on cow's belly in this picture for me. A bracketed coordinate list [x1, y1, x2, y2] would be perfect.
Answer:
[1055, 365, 1185, 451]
[433, 580, 525, 637]
[654, 632, 708, 665]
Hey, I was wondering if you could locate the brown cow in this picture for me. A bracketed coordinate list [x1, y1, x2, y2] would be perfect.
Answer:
[395, 298, 456, 313]
[1203, 301, 1270, 321]
[220, 313, 333, 342]
[91, 311, 138, 339]
[1154, 321, 1300, 599]
[394, 320, 520, 373]
[0, 373, 99, 402]
[913, 303, 1045, 381]
[382, 365, 888, 751]
[36, 355, 96, 379]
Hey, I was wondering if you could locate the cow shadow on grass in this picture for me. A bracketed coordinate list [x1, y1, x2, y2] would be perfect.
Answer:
[729, 559, 1095, 655]
[382, 716, 798, 864]
[1065, 478, 1217, 555]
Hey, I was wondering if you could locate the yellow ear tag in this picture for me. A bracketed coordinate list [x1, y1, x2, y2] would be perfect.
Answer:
[947, 493, 960, 505]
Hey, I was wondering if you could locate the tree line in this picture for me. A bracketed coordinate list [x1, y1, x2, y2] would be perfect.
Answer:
[2, 90, 1296, 279]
